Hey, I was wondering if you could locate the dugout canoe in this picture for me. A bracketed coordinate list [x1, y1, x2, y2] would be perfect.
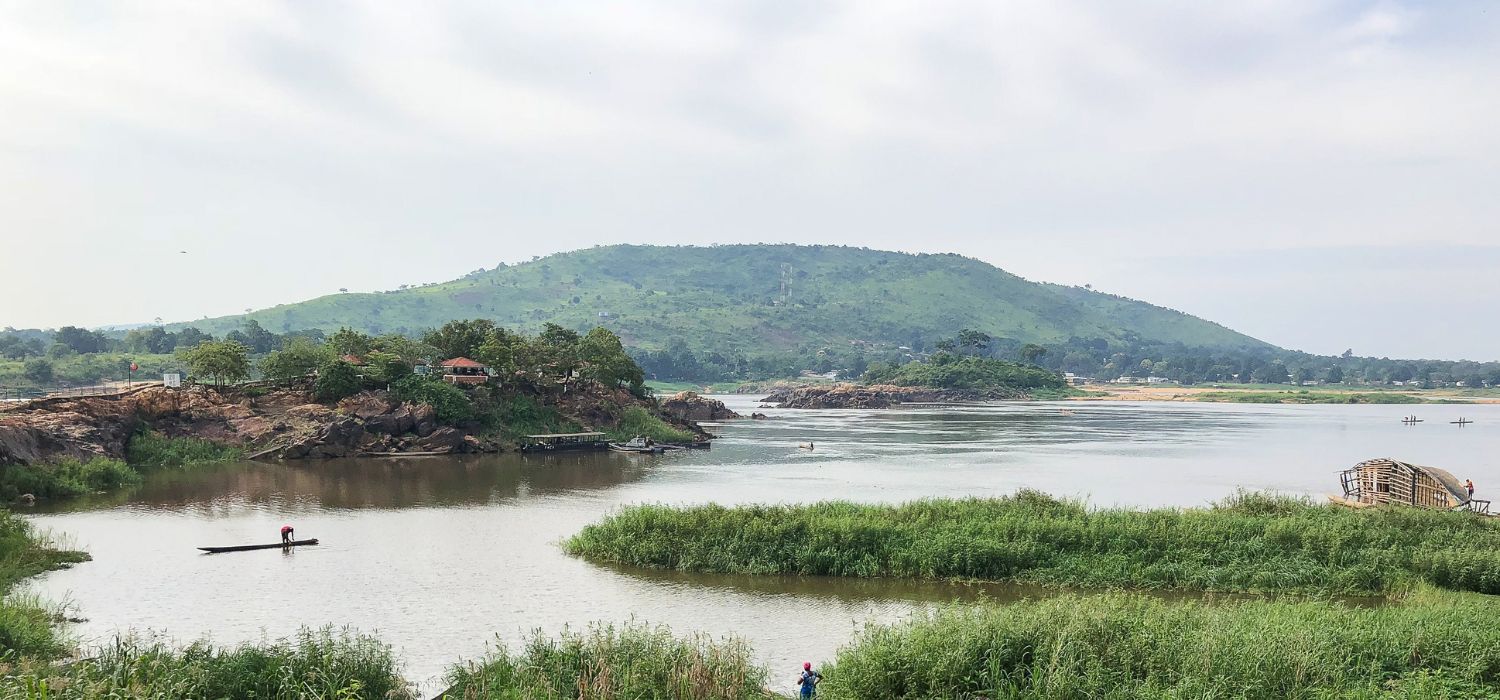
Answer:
[198, 538, 319, 554]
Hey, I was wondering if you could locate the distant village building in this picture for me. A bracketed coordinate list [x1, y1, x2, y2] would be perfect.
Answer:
[439, 357, 490, 385]
[340, 355, 366, 366]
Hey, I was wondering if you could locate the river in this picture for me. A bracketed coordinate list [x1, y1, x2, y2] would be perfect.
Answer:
[19, 397, 1500, 691]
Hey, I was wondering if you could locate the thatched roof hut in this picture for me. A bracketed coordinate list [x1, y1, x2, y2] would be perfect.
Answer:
[1339, 458, 1485, 513]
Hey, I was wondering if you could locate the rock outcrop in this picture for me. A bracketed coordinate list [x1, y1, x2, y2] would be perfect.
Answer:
[761, 383, 1018, 409]
[659, 392, 739, 422]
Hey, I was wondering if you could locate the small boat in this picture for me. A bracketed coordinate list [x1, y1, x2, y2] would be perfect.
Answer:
[199, 538, 319, 554]
[1402, 415, 1423, 423]
[1452, 418, 1474, 425]
[610, 436, 665, 454]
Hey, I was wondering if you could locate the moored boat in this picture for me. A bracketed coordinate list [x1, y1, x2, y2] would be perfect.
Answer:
[610, 436, 665, 453]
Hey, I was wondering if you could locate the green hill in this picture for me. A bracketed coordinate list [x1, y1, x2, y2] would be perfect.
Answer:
[177, 244, 1267, 356]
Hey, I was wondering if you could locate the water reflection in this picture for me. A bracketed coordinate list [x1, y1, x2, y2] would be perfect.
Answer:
[32, 452, 656, 513]
[18, 398, 1497, 687]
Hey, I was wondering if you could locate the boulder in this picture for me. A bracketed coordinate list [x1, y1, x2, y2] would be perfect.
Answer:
[363, 405, 416, 436]
[411, 403, 436, 437]
[417, 427, 466, 453]
[659, 392, 740, 422]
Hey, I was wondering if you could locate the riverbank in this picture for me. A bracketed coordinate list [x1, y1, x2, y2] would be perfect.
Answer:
[1075, 383, 1500, 404]
[0, 381, 706, 476]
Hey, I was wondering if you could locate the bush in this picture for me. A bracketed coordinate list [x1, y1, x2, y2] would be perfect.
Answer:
[0, 627, 415, 699]
[607, 406, 695, 443]
[567, 492, 1500, 596]
[0, 458, 140, 502]
[0, 512, 88, 659]
[442, 622, 770, 700]
[390, 375, 474, 424]
[126, 431, 242, 470]
[820, 590, 1500, 699]
[314, 360, 363, 402]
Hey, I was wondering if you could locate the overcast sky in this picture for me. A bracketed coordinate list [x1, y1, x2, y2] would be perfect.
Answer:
[2, 1, 1497, 359]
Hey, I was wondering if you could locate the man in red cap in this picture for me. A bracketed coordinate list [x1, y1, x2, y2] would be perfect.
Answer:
[281, 524, 295, 545]
[797, 661, 822, 697]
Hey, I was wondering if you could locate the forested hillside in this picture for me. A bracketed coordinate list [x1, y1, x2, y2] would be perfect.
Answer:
[176, 245, 1264, 360]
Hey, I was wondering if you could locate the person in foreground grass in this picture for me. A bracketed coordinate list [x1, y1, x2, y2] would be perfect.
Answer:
[797, 661, 823, 698]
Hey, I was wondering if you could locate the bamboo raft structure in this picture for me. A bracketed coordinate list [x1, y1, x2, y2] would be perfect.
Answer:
[1335, 458, 1489, 515]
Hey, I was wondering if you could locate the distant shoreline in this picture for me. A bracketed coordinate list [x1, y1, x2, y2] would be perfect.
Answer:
[1071, 384, 1500, 404]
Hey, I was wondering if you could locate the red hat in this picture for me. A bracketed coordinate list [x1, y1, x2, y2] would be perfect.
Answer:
[803, 662, 811, 670]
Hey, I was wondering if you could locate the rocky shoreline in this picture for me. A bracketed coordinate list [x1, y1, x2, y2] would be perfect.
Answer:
[0, 384, 710, 466]
[760, 383, 1023, 409]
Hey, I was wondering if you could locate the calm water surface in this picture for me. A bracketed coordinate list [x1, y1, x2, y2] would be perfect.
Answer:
[20, 397, 1500, 691]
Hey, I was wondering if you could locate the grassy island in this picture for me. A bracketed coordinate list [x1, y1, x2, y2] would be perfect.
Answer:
[567, 491, 1500, 596]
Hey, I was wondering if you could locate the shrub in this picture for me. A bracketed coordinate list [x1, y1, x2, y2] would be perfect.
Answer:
[819, 590, 1500, 699]
[1, 627, 415, 699]
[607, 406, 695, 443]
[126, 431, 241, 470]
[0, 458, 140, 502]
[390, 375, 473, 424]
[442, 622, 770, 700]
[314, 360, 363, 402]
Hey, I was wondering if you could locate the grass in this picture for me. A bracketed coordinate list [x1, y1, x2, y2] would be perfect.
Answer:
[1, 627, 414, 699]
[607, 406, 696, 443]
[125, 430, 242, 470]
[819, 587, 1500, 700]
[441, 622, 772, 700]
[0, 457, 141, 502]
[566, 491, 1500, 596]
[1192, 390, 1424, 404]
[646, 380, 710, 395]
[0, 511, 89, 660]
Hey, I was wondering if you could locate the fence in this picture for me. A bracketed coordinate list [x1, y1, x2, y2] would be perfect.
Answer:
[0, 382, 159, 408]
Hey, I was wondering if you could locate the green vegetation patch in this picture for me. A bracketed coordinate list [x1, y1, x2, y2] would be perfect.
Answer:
[865, 355, 1064, 394]
[0, 457, 140, 502]
[441, 622, 771, 700]
[390, 375, 474, 424]
[0, 511, 89, 659]
[125, 430, 242, 470]
[820, 588, 1500, 700]
[568, 491, 1500, 596]
[1193, 390, 1425, 404]
[2, 627, 413, 699]
[607, 406, 695, 444]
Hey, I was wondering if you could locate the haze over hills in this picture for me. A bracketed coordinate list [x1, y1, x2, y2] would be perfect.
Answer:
[176, 245, 1269, 357]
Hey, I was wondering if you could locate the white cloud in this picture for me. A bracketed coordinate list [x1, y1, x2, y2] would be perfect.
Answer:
[0, 0, 1496, 357]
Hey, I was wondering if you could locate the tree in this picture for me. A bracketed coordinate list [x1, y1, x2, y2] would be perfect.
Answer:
[364, 350, 411, 383]
[238, 320, 280, 354]
[1020, 344, 1048, 364]
[259, 337, 332, 386]
[1251, 362, 1290, 384]
[313, 359, 362, 401]
[957, 328, 991, 355]
[55, 326, 107, 354]
[422, 319, 496, 359]
[327, 327, 373, 357]
[22, 358, 54, 384]
[179, 340, 250, 388]
[1325, 365, 1344, 384]
[578, 327, 644, 389]
[176, 327, 212, 349]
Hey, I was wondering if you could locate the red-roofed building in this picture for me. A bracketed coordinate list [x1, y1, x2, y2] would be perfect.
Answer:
[341, 355, 366, 366]
[439, 357, 490, 385]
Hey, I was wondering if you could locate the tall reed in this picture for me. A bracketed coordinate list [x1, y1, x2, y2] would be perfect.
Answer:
[442, 622, 772, 699]
[0, 627, 413, 699]
[567, 490, 1500, 595]
[819, 587, 1500, 699]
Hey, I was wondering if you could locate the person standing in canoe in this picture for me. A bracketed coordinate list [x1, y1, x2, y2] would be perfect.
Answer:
[796, 662, 822, 697]
[1467, 479, 1476, 498]
[281, 524, 295, 545]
